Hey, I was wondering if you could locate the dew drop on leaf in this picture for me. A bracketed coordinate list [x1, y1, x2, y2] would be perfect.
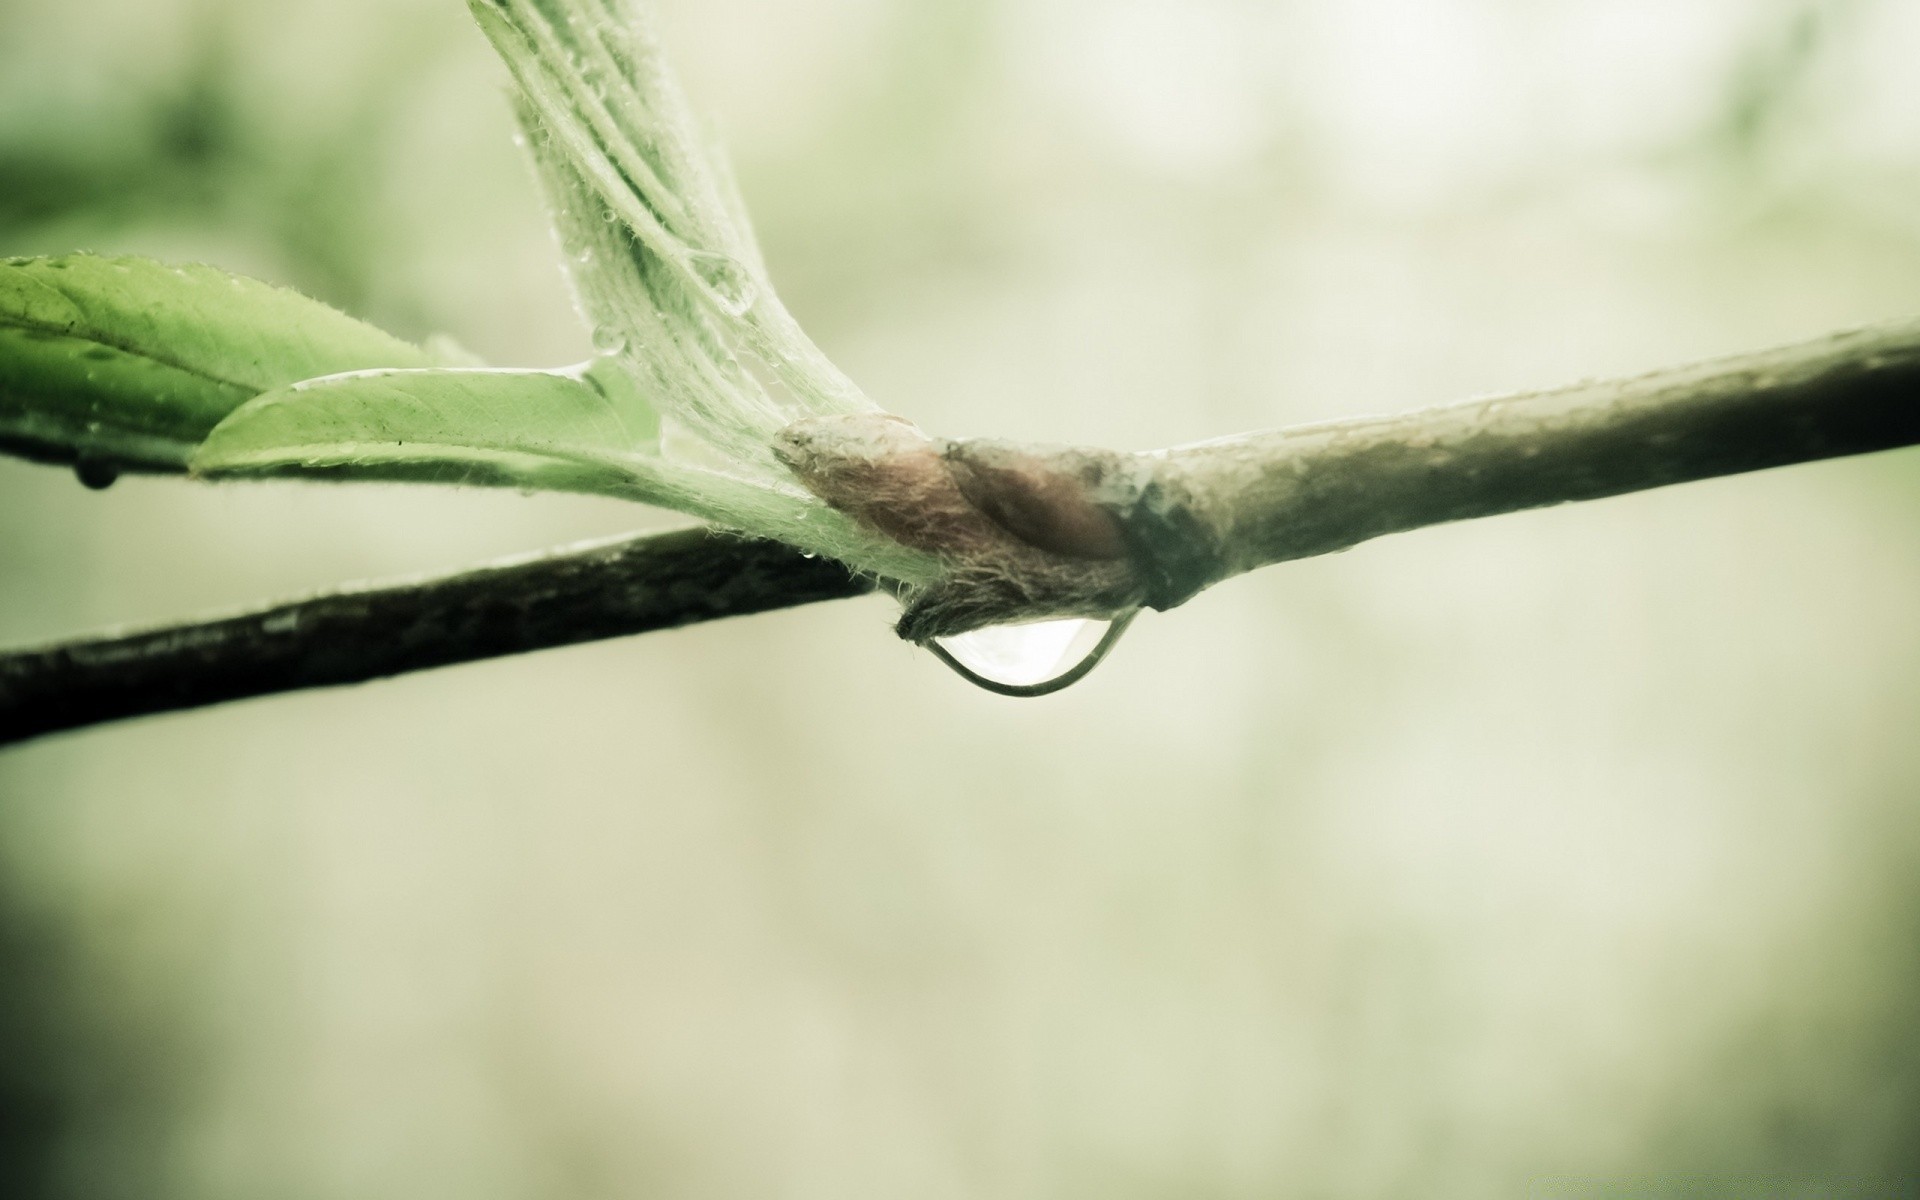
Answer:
[929, 611, 1137, 697]
[590, 325, 628, 355]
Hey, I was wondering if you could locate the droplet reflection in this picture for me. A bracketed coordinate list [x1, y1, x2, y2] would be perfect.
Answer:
[929, 611, 1137, 697]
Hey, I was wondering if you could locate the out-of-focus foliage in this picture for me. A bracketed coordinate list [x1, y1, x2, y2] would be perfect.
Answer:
[3, 1, 1920, 1198]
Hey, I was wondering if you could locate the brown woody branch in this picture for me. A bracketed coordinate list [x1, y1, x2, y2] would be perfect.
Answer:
[871, 320, 1920, 638]
[0, 529, 870, 746]
[4, 318, 1918, 745]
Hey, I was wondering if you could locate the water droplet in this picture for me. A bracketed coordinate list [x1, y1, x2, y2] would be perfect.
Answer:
[929, 611, 1137, 697]
[688, 251, 757, 316]
[73, 457, 118, 490]
[590, 324, 628, 355]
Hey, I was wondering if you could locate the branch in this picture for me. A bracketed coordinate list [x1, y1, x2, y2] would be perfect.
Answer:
[1158, 319, 1920, 586]
[877, 319, 1920, 637]
[0, 529, 871, 746]
[3, 318, 1917, 744]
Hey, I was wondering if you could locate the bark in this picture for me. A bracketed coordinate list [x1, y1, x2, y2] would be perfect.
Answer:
[0, 529, 870, 745]
[918, 320, 1920, 633]
[1165, 320, 1920, 587]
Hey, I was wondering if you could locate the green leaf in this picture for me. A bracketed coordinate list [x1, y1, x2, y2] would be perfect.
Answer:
[0, 253, 436, 474]
[192, 365, 661, 496]
[188, 361, 935, 582]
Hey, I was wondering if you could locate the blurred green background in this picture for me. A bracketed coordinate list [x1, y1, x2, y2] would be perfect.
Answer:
[4, 0, 1920, 1195]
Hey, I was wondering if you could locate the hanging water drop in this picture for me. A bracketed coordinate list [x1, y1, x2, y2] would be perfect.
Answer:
[929, 611, 1137, 697]
[590, 324, 628, 355]
[688, 251, 758, 317]
[73, 456, 118, 491]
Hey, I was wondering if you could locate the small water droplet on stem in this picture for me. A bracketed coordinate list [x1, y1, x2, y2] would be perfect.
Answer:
[590, 325, 628, 355]
[74, 457, 118, 490]
[687, 251, 758, 317]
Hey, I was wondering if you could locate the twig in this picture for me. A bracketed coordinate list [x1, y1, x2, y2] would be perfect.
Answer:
[0, 529, 871, 746]
[3, 319, 1917, 743]
[886, 320, 1920, 637]
[1159, 319, 1920, 586]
